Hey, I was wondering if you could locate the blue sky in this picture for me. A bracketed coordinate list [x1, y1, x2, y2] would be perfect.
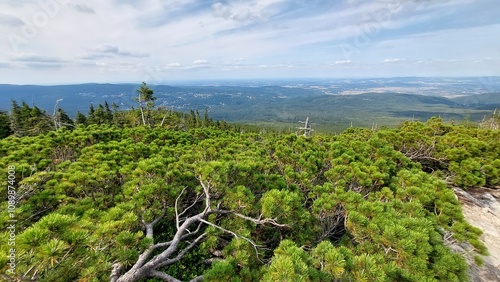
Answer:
[0, 0, 499, 84]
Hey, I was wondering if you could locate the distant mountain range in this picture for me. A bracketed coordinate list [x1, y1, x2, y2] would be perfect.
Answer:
[1, 78, 499, 131]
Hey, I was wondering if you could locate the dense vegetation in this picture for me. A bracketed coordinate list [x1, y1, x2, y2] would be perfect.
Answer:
[0, 85, 499, 281]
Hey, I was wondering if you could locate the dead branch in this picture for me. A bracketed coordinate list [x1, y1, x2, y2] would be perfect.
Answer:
[114, 178, 285, 282]
[212, 210, 288, 228]
[198, 218, 264, 262]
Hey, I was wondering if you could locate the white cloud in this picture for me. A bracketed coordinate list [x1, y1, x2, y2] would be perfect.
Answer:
[78, 44, 149, 59]
[0, 13, 23, 27]
[383, 58, 403, 63]
[211, 0, 285, 22]
[96, 44, 119, 53]
[69, 4, 95, 14]
[23, 62, 64, 69]
[334, 60, 351, 65]
[166, 63, 181, 68]
[0, 0, 499, 83]
[192, 59, 208, 65]
[11, 53, 64, 63]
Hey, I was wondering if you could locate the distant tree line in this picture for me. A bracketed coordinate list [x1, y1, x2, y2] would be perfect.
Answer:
[0, 82, 231, 139]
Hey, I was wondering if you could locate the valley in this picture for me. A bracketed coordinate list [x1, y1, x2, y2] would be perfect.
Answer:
[1, 77, 499, 132]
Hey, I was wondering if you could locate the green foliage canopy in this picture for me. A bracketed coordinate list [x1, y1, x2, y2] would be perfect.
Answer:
[0, 116, 496, 281]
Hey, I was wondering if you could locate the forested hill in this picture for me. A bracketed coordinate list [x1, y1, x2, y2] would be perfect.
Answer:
[0, 83, 322, 116]
[1, 103, 499, 281]
[451, 92, 500, 109]
[0, 82, 497, 130]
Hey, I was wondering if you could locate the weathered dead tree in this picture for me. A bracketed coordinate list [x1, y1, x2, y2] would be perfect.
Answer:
[113, 178, 286, 282]
[296, 117, 314, 137]
[136, 92, 147, 127]
[480, 109, 499, 130]
[52, 99, 64, 130]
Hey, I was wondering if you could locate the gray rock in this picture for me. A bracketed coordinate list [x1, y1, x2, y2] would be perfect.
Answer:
[454, 187, 500, 282]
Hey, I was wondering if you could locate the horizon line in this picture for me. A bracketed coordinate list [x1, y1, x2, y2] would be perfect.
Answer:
[1, 76, 500, 87]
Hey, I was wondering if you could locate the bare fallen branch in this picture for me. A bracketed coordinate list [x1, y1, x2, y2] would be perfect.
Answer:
[114, 177, 285, 281]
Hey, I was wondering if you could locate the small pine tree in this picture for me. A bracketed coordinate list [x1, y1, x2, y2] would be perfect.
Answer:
[9, 100, 52, 136]
[0, 110, 12, 138]
[57, 108, 74, 128]
[135, 82, 156, 127]
[104, 101, 113, 124]
[10, 100, 21, 134]
[87, 104, 96, 125]
[75, 111, 87, 126]
[94, 104, 106, 125]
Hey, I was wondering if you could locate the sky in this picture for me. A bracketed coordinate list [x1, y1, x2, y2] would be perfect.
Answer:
[0, 0, 499, 85]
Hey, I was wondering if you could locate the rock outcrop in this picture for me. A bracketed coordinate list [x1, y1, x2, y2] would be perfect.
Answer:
[453, 187, 500, 282]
